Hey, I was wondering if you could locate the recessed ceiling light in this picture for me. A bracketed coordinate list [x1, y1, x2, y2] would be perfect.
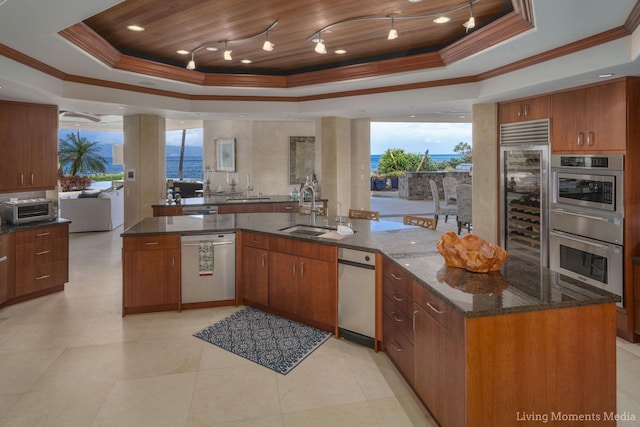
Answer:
[434, 16, 450, 24]
[409, 114, 416, 118]
[176, 50, 189, 55]
[126, 25, 145, 32]
[334, 49, 347, 54]
[0, 0, 8, 7]
[241, 59, 252, 64]
[408, 0, 423, 2]
[598, 73, 614, 78]
[206, 47, 219, 52]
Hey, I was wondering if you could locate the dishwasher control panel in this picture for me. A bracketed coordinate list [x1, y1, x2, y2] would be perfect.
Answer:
[338, 247, 376, 268]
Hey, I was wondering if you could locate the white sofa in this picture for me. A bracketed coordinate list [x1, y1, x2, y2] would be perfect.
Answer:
[59, 188, 124, 233]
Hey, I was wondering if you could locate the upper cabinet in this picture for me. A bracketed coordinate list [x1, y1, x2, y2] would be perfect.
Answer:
[551, 80, 627, 153]
[498, 96, 550, 124]
[0, 101, 58, 193]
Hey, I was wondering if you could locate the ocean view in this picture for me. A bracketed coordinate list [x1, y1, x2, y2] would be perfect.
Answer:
[100, 153, 463, 180]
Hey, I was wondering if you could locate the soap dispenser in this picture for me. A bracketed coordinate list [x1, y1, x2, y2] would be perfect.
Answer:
[290, 187, 299, 200]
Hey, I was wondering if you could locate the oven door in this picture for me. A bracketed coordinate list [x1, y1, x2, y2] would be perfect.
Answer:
[549, 230, 623, 306]
[553, 171, 619, 213]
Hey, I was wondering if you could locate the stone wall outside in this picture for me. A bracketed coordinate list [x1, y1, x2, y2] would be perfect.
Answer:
[398, 171, 472, 200]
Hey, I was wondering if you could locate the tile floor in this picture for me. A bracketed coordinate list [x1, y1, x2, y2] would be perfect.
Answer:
[0, 221, 639, 426]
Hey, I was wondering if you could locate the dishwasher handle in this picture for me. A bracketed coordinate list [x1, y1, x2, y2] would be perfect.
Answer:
[338, 258, 375, 270]
[182, 241, 235, 247]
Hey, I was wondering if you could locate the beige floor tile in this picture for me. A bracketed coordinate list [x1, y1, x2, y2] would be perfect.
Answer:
[92, 372, 196, 427]
[66, 316, 149, 347]
[369, 395, 437, 427]
[198, 341, 249, 372]
[0, 317, 87, 353]
[188, 364, 281, 425]
[204, 415, 284, 427]
[282, 402, 379, 427]
[617, 391, 640, 425]
[122, 334, 204, 379]
[0, 394, 21, 419]
[30, 342, 136, 391]
[277, 345, 367, 414]
[0, 347, 63, 394]
[1, 382, 112, 427]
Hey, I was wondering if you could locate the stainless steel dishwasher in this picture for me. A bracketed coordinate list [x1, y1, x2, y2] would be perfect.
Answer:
[338, 247, 376, 348]
[181, 233, 235, 304]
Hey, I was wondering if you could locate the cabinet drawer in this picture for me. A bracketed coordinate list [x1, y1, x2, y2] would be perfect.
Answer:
[14, 224, 67, 244]
[382, 258, 413, 296]
[413, 283, 464, 337]
[15, 259, 67, 296]
[383, 313, 414, 383]
[16, 237, 67, 264]
[383, 293, 414, 344]
[153, 206, 183, 217]
[272, 202, 299, 213]
[242, 231, 270, 249]
[123, 234, 180, 251]
[270, 237, 336, 262]
[383, 282, 413, 319]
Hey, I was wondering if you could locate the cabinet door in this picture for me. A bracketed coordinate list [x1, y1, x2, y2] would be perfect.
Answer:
[499, 96, 550, 123]
[153, 206, 183, 217]
[585, 81, 626, 151]
[0, 233, 10, 305]
[241, 245, 269, 306]
[297, 256, 336, 327]
[414, 306, 465, 427]
[0, 103, 27, 192]
[123, 248, 180, 308]
[268, 251, 299, 314]
[26, 105, 58, 189]
[551, 89, 586, 152]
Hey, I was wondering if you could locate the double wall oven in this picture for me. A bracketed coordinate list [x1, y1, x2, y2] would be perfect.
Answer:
[549, 154, 624, 306]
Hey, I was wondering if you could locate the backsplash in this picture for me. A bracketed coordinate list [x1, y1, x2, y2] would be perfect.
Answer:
[0, 190, 47, 202]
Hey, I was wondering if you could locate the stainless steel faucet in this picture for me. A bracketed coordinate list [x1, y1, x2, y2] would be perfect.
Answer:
[299, 182, 317, 223]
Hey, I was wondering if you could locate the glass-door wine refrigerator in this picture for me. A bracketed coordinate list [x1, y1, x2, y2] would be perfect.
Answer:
[500, 119, 550, 267]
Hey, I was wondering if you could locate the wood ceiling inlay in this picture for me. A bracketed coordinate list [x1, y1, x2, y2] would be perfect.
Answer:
[80, 0, 513, 74]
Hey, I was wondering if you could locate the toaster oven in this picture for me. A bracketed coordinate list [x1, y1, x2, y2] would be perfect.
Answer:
[1, 198, 56, 224]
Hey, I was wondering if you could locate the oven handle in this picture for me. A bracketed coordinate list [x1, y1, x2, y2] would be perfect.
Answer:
[551, 208, 614, 224]
[550, 230, 613, 251]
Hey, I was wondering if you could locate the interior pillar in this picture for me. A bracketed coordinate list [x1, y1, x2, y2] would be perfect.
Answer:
[471, 103, 499, 243]
[318, 117, 352, 217]
[122, 114, 166, 229]
[350, 118, 371, 211]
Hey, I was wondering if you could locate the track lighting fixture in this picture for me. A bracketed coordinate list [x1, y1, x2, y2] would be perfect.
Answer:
[387, 17, 398, 40]
[184, 19, 278, 69]
[314, 32, 327, 54]
[463, 1, 476, 32]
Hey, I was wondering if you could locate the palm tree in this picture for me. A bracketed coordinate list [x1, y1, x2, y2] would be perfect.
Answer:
[58, 130, 107, 176]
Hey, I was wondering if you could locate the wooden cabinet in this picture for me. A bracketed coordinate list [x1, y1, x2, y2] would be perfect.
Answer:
[0, 101, 58, 193]
[122, 234, 180, 315]
[413, 283, 465, 427]
[551, 80, 627, 153]
[240, 232, 270, 306]
[153, 205, 183, 216]
[499, 95, 550, 123]
[13, 223, 69, 298]
[0, 233, 10, 306]
[272, 202, 299, 213]
[268, 237, 337, 330]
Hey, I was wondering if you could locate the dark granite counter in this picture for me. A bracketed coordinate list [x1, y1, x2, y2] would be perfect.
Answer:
[0, 218, 70, 235]
[152, 195, 326, 208]
[122, 213, 619, 318]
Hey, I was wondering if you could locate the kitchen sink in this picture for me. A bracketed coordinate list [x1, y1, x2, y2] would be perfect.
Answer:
[226, 197, 271, 203]
[279, 224, 339, 237]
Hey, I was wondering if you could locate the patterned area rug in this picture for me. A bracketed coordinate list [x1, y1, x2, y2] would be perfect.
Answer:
[193, 306, 332, 375]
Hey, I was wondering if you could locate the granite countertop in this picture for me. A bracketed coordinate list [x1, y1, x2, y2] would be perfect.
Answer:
[0, 218, 70, 235]
[121, 213, 620, 318]
[152, 195, 326, 207]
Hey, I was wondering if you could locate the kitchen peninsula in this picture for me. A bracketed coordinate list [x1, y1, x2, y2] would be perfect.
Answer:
[152, 195, 328, 216]
[122, 212, 619, 426]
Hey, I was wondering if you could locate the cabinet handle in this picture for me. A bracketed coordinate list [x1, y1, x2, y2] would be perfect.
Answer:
[31, 173, 34, 185]
[20, 173, 24, 186]
[292, 260, 296, 275]
[413, 310, 419, 332]
[390, 272, 402, 281]
[284, 206, 293, 210]
[524, 103, 530, 117]
[426, 301, 444, 314]
[261, 254, 265, 268]
[389, 340, 403, 352]
[0, 256, 7, 263]
[516, 104, 522, 118]
[391, 312, 403, 323]
[36, 232, 51, 237]
[392, 292, 404, 302]
[587, 132, 594, 146]
[300, 261, 305, 277]
[172, 255, 175, 267]
[577, 132, 584, 146]
[35, 274, 51, 280]
[36, 250, 51, 255]
[250, 239, 261, 243]
[144, 242, 159, 246]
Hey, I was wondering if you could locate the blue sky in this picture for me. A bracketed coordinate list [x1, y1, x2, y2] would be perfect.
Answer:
[61, 122, 472, 154]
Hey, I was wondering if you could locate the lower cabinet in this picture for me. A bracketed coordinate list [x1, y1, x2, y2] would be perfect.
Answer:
[264, 236, 337, 330]
[0, 233, 10, 305]
[13, 223, 68, 299]
[122, 234, 180, 315]
[241, 244, 269, 306]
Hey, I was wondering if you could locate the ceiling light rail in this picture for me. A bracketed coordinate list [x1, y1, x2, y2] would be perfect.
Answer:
[185, 19, 279, 70]
[307, 0, 478, 53]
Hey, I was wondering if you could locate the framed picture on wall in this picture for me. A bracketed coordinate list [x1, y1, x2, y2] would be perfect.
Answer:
[215, 138, 236, 171]
[289, 136, 315, 184]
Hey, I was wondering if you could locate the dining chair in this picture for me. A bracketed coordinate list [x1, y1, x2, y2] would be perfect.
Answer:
[403, 215, 436, 230]
[348, 209, 380, 221]
[429, 180, 457, 228]
[442, 177, 458, 208]
[455, 183, 472, 234]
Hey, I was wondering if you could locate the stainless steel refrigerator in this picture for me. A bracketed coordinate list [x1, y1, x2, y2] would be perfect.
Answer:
[500, 119, 550, 267]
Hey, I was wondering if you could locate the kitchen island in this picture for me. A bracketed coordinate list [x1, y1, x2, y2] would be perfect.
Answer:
[122, 213, 619, 426]
[152, 195, 328, 216]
